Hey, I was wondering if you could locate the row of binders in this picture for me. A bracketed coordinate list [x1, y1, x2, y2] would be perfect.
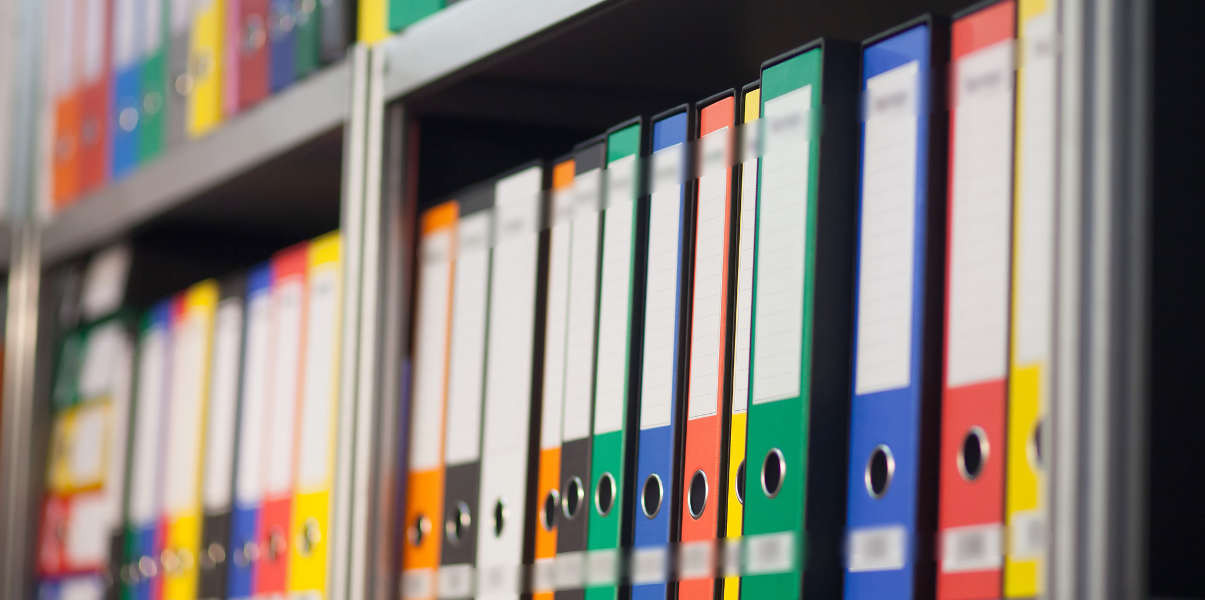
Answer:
[36, 232, 343, 600]
[42, 0, 351, 213]
[399, 1, 1054, 599]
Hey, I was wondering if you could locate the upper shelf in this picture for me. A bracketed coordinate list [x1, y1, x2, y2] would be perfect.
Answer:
[40, 57, 352, 266]
[380, 0, 609, 101]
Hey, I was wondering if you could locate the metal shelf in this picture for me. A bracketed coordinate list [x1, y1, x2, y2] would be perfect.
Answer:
[381, 0, 609, 101]
[40, 57, 352, 266]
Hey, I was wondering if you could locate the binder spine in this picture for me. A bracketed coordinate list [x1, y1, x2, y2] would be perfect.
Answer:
[318, 0, 347, 63]
[165, 1, 191, 148]
[137, 0, 167, 163]
[293, 0, 320, 77]
[111, 0, 142, 179]
[268, 0, 296, 92]
[188, 0, 226, 137]
[78, 0, 114, 193]
[238, 0, 271, 108]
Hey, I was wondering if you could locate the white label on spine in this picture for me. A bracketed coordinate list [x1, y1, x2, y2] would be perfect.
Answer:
[445, 211, 492, 464]
[946, 40, 1015, 387]
[114, 0, 139, 68]
[640, 143, 686, 429]
[848, 525, 908, 572]
[236, 290, 271, 506]
[401, 568, 435, 599]
[678, 540, 715, 579]
[731, 119, 759, 415]
[1009, 509, 1045, 559]
[164, 307, 209, 514]
[65, 494, 108, 567]
[1015, 13, 1057, 365]
[630, 546, 668, 584]
[688, 127, 731, 419]
[541, 190, 573, 449]
[60, 576, 104, 600]
[437, 564, 475, 598]
[172, 0, 193, 33]
[82, 0, 104, 81]
[476, 168, 542, 594]
[744, 531, 794, 574]
[941, 522, 1004, 572]
[593, 155, 637, 435]
[751, 85, 811, 405]
[585, 548, 619, 585]
[129, 326, 167, 523]
[265, 277, 303, 496]
[855, 61, 920, 396]
[410, 229, 453, 471]
[70, 403, 106, 486]
[555, 551, 586, 589]
[144, 0, 162, 56]
[298, 265, 339, 491]
[562, 169, 602, 442]
[203, 298, 243, 510]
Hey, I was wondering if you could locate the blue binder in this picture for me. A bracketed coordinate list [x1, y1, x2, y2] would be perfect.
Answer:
[268, 0, 296, 92]
[843, 16, 949, 600]
[111, 0, 144, 178]
[630, 106, 693, 600]
[227, 265, 273, 597]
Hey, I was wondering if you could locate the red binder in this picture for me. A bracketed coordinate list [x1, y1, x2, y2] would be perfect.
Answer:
[238, 0, 271, 109]
[78, 0, 113, 194]
[255, 243, 309, 595]
[51, 0, 84, 208]
[678, 92, 738, 600]
[937, 2, 1017, 598]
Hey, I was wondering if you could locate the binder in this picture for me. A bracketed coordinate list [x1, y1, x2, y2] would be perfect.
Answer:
[678, 91, 736, 600]
[226, 266, 273, 599]
[401, 202, 458, 600]
[268, 0, 295, 92]
[197, 276, 247, 599]
[720, 83, 760, 600]
[222, 0, 240, 117]
[188, 0, 226, 137]
[742, 39, 860, 600]
[38, 575, 105, 600]
[356, 0, 389, 44]
[293, 0, 321, 78]
[1005, 0, 1057, 595]
[52, 329, 86, 412]
[390, 0, 443, 32]
[165, 0, 193, 147]
[137, 0, 167, 163]
[555, 139, 606, 600]
[937, 2, 1016, 597]
[78, 0, 113, 193]
[532, 157, 575, 600]
[111, 0, 144, 179]
[51, 0, 83, 207]
[437, 186, 495, 599]
[584, 118, 649, 600]
[629, 106, 693, 600]
[161, 282, 219, 599]
[255, 244, 309, 596]
[844, 16, 950, 600]
[474, 164, 547, 600]
[318, 0, 348, 64]
[46, 401, 107, 495]
[122, 303, 173, 599]
[287, 232, 343, 596]
[237, 0, 271, 109]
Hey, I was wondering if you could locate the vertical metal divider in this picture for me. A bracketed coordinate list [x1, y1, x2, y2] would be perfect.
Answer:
[345, 43, 396, 600]
[0, 224, 43, 598]
[332, 43, 371, 600]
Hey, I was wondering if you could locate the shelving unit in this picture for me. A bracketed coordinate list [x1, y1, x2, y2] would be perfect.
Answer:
[0, 0, 1198, 598]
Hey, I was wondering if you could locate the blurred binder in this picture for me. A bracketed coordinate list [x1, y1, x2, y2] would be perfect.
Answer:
[720, 82, 760, 600]
[222, 0, 240, 117]
[255, 244, 309, 596]
[629, 105, 693, 600]
[390, 0, 443, 31]
[197, 276, 247, 599]
[51, 0, 83, 207]
[78, 0, 114, 194]
[844, 16, 950, 600]
[293, 0, 321, 77]
[356, 0, 389, 44]
[227, 265, 273, 598]
[138, 0, 167, 163]
[937, 1, 1016, 597]
[165, 0, 193, 147]
[268, 0, 295, 92]
[436, 185, 495, 599]
[678, 90, 737, 600]
[238, 0, 271, 109]
[287, 232, 343, 596]
[555, 138, 606, 600]
[741, 38, 859, 600]
[532, 157, 574, 600]
[400, 202, 458, 600]
[189, 0, 226, 137]
[111, 0, 143, 179]
[1005, 0, 1057, 595]
[161, 282, 218, 599]
[473, 164, 546, 600]
[584, 118, 648, 600]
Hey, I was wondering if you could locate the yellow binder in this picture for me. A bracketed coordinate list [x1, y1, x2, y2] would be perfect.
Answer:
[357, 0, 390, 44]
[287, 232, 342, 595]
[188, 0, 225, 137]
[1006, 0, 1056, 595]
[162, 281, 219, 599]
